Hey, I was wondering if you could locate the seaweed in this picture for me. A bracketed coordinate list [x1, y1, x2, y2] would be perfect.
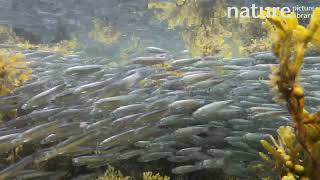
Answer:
[0, 25, 77, 54]
[0, 51, 31, 122]
[148, 0, 231, 57]
[16, 38, 78, 55]
[97, 166, 131, 180]
[89, 18, 121, 45]
[142, 172, 170, 180]
[259, 8, 320, 179]
[97, 166, 170, 180]
[0, 51, 32, 96]
[148, 0, 270, 57]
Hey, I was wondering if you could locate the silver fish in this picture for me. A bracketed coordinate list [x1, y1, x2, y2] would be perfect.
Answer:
[111, 104, 146, 119]
[304, 56, 320, 64]
[94, 94, 139, 110]
[158, 115, 193, 127]
[172, 57, 201, 67]
[176, 147, 202, 155]
[73, 79, 112, 94]
[86, 118, 113, 130]
[0, 133, 19, 153]
[134, 109, 168, 124]
[175, 126, 208, 137]
[181, 73, 214, 85]
[111, 113, 143, 128]
[187, 79, 224, 90]
[131, 56, 168, 65]
[243, 132, 268, 143]
[197, 158, 225, 169]
[137, 152, 173, 162]
[207, 149, 232, 158]
[64, 65, 103, 75]
[168, 99, 204, 114]
[119, 149, 144, 160]
[99, 128, 140, 147]
[192, 100, 233, 120]
[145, 47, 168, 54]
[251, 110, 287, 120]
[73, 154, 119, 166]
[35, 131, 99, 163]
[0, 95, 21, 112]
[167, 155, 192, 163]
[0, 155, 35, 179]
[22, 84, 65, 109]
[172, 165, 201, 174]
[13, 121, 61, 144]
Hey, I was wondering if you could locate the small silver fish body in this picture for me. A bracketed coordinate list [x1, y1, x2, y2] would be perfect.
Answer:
[167, 155, 193, 163]
[73, 79, 112, 94]
[145, 47, 168, 54]
[196, 158, 225, 169]
[172, 165, 201, 174]
[159, 115, 194, 127]
[73, 154, 119, 166]
[172, 57, 201, 67]
[13, 121, 61, 145]
[168, 99, 204, 114]
[187, 79, 224, 90]
[192, 100, 233, 120]
[174, 126, 209, 137]
[119, 149, 145, 160]
[111, 104, 146, 119]
[35, 131, 99, 163]
[64, 65, 103, 75]
[0, 95, 22, 112]
[22, 84, 65, 110]
[137, 152, 173, 162]
[111, 113, 143, 128]
[94, 94, 139, 110]
[180, 73, 214, 85]
[131, 56, 168, 66]
[0, 155, 35, 180]
[0, 133, 19, 153]
[176, 147, 202, 156]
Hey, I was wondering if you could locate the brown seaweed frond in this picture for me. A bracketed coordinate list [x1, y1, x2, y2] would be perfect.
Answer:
[260, 7, 320, 180]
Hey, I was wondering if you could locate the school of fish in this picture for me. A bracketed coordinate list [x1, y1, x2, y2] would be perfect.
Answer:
[1, 47, 320, 179]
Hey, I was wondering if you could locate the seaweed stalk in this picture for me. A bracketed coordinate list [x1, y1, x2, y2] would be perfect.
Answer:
[260, 8, 320, 179]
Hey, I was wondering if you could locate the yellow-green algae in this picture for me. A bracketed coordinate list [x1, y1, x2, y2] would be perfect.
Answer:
[0, 24, 77, 54]
[0, 51, 32, 122]
[97, 166, 131, 180]
[0, 51, 31, 96]
[148, 0, 270, 57]
[89, 18, 121, 45]
[97, 166, 170, 180]
[259, 7, 320, 180]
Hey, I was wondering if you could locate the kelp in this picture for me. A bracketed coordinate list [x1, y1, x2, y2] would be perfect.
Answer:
[16, 38, 78, 55]
[97, 166, 131, 180]
[89, 18, 121, 45]
[259, 127, 305, 179]
[0, 51, 31, 122]
[260, 8, 320, 180]
[0, 25, 77, 54]
[148, 0, 231, 57]
[143, 172, 170, 180]
[97, 166, 170, 180]
[148, 0, 269, 57]
[0, 25, 21, 44]
[0, 51, 32, 96]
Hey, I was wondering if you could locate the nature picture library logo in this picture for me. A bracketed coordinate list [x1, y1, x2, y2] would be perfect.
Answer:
[227, 4, 316, 19]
